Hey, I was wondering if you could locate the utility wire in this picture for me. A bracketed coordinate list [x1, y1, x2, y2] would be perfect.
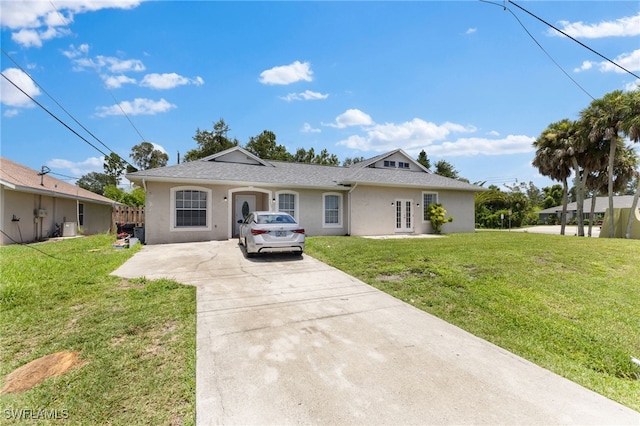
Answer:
[1, 71, 110, 157]
[49, 0, 148, 142]
[0, 229, 66, 260]
[1, 48, 130, 163]
[508, 0, 640, 80]
[480, 0, 595, 100]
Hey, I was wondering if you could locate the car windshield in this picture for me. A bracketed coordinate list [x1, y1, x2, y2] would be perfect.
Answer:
[256, 214, 295, 224]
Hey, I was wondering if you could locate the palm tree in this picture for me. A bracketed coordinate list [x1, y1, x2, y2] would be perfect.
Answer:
[532, 121, 573, 235]
[620, 90, 640, 239]
[584, 140, 637, 236]
[580, 90, 627, 237]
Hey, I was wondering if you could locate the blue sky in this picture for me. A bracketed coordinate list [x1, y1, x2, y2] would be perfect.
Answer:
[1, 1, 639, 189]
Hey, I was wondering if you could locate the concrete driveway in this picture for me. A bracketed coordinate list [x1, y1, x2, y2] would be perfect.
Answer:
[112, 240, 638, 425]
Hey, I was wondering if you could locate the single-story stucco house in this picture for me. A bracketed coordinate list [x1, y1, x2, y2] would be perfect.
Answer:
[537, 195, 638, 223]
[126, 147, 485, 245]
[0, 157, 117, 245]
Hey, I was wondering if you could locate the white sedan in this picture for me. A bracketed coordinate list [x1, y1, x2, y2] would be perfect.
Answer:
[238, 211, 305, 257]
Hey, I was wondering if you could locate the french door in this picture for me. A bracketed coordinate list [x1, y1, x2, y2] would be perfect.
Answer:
[395, 199, 413, 233]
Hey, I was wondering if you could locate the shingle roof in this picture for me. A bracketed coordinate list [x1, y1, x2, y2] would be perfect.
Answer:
[0, 157, 117, 205]
[538, 196, 638, 214]
[127, 148, 484, 192]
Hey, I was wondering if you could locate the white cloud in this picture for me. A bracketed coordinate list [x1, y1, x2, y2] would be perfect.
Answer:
[62, 44, 90, 59]
[575, 49, 640, 74]
[334, 116, 524, 157]
[1, 1, 142, 48]
[281, 90, 328, 102]
[325, 109, 373, 128]
[103, 75, 137, 89]
[427, 135, 535, 157]
[552, 13, 640, 38]
[259, 61, 313, 85]
[600, 49, 640, 73]
[140, 73, 204, 89]
[624, 79, 640, 92]
[466, 28, 477, 35]
[302, 123, 321, 133]
[47, 156, 103, 177]
[95, 98, 176, 117]
[64, 46, 145, 74]
[3, 109, 20, 118]
[0, 67, 41, 108]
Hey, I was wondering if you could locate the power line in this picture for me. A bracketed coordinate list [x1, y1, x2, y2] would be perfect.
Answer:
[2, 71, 110, 157]
[1, 47, 127, 161]
[480, 0, 595, 101]
[508, 0, 640, 80]
[49, 0, 148, 142]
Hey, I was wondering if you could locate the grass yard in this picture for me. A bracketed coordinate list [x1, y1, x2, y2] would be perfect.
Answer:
[0, 234, 196, 425]
[306, 231, 640, 411]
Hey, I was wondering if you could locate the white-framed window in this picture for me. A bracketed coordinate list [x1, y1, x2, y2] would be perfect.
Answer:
[422, 192, 438, 221]
[399, 161, 410, 169]
[322, 192, 343, 228]
[277, 191, 298, 220]
[170, 186, 212, 231]
[383, 160, 396, 168]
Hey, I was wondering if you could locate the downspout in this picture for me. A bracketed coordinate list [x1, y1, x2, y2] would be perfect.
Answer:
[347, 183, 358, 236]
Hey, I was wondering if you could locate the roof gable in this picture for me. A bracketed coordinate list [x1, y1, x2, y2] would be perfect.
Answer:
[349, 149, 430, 173]
[0, 157, 116, 205]
[200, 146, 274, 167]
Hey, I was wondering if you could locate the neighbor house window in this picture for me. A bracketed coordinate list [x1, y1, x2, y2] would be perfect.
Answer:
[383, 160, 396, 168]
[78, 203, 84, 226]
[171, 187, 212, 231]
[277, 191, 298, 220]
[399, 162, 410, 169]
[422, 192, 438, 221]
[323, 193, 342, 227]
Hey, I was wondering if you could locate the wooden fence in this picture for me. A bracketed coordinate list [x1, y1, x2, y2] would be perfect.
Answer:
[112, 206, 145, 226]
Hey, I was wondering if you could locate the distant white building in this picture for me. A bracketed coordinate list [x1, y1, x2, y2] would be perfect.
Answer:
[537, 195, 637, 223]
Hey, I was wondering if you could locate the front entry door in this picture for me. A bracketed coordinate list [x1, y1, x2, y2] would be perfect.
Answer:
[235, 195, 256, 236]
[395, 199, 413, 233]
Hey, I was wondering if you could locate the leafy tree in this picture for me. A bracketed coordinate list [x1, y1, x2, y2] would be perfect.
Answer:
[76, 171, 114, 195]
[343, 156, 365, 166]
[103, 185, 145, 206]
[532, 122, 573, 235]
[291, 147, 339, 165]
[184, 118, 239, 161]
[619, 89, 640, 238]
[580, 90, 627, 237]
[541, 184, 564, 209]
[245, 130, 293, 161]
[434, 160, 459, 179]
[417, 150, 431, 169]
[293, 147, 315, 163]
[130, 142, 169, 170]
[104, 153, 127, 186]
[313, 148, 339, 166]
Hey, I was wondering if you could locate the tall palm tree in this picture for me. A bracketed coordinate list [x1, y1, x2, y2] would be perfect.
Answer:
[580, 90, 627, 237]
[620, 90, 640, 239]
[584, 140, 637, 236]
[532, 121, 573, 235]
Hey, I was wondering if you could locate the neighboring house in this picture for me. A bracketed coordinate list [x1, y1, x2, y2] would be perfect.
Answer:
[126, 147, 485, 245]
[0, 157, 117, 246]
[537, 195, 638, 223]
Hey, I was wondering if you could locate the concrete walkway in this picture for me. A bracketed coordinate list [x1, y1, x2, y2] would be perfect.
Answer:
[112, 240, 638, 425]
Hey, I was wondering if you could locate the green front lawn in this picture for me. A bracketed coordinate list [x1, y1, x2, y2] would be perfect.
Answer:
[0, 235, 196, 425]
[306, 232, 640, 411]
